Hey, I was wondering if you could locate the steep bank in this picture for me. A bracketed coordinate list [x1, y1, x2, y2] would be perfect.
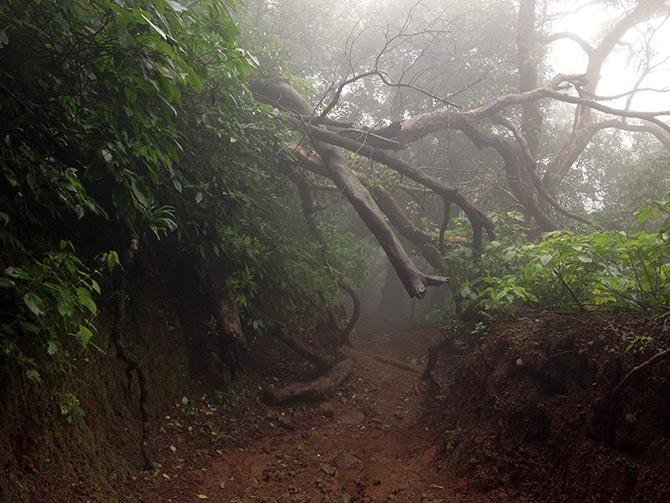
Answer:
[0, 279, 206, 502]
[433, 313, 670, 501]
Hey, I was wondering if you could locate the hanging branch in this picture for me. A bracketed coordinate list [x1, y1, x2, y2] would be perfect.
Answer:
[251, 77, 446, 298]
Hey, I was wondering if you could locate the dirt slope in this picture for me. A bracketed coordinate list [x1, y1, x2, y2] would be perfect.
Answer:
[433, 313, 670, 502]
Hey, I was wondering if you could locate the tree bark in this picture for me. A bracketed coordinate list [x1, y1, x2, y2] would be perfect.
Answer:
[252, 77, 446, 298]
[517, 0, 543, 156]
[262, 358, 354, 405]
[270, 322, 333, 372]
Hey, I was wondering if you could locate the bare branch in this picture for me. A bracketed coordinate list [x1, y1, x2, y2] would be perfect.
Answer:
[389, 85, 670, 147]
[546, 31, 595, 56]
[494, 116, 601, 228]
[317, 70, 377, 121]
[587, 86, 670, 102]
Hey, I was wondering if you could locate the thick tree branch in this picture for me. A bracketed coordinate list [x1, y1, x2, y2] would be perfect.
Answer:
[356, 173, 447, 273]
[299, 121, 495, 242]
[546, 31, 595, 56]
[252, 77, 446, 298]
[495, 116, 600, 228]
[545, 0, 670, 190]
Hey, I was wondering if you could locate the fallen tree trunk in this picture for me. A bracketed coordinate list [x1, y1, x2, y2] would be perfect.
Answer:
[341, 346, 421, 374]
[263, 358, 354, 405]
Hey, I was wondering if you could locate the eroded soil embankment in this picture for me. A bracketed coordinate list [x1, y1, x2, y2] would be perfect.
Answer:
[433, 313, 670, 502]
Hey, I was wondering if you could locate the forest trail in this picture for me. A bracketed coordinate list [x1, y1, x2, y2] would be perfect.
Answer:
[132, 322, 487, 503]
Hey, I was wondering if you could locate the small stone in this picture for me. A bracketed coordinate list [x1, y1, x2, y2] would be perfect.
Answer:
[334, 451, 360, 470]
[338, 410, 366, 425]
[277, 414, 296, 430]
[319, 462, 337, 476]
[319, 402, 336, 418]
[515, 358, 524, 367]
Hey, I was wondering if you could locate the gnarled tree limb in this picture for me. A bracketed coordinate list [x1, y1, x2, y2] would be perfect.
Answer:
[252, 77, 446, 298]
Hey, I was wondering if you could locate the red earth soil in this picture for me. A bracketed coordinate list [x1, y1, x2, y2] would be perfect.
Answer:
[28, 313, 669, 502]
[122, 320, 501, 502]
[432, 312, 670, 502]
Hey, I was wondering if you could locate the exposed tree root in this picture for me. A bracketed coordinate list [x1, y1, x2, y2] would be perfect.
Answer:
[270, 321, 333, 372]
[340, 346, 421, 374]
[338, 281, 360, 346]
[207, 276, 247, 379]
[111, 221, 151, 469]
[263, 358, 354, 405]
[611, 347, 670, 398]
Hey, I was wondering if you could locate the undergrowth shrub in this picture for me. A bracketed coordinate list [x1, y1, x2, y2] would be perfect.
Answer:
[0, 0, 366, 415]
[442, 196, 670, 320]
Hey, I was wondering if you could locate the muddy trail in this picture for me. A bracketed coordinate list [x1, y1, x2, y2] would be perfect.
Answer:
[124, 322, 488, 503]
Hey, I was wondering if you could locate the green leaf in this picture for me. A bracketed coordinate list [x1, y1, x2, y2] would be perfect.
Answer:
[140, 13, 167, 40]
[56, 287, 75, 317]
[635, 205, 653, 223]
[5, 266, 30, 280]
[76, 325, 93, 347]
[23, 293, 45, 317]
[540, 255, 552, 266]
[47, 340, 58, 356]
[25, 369, 41, 381]
[131, 178, 153, 208]
[106, 251, 121, 272]
[166, 0, 188, 12]
[0, 277, 16, 288]
[76, 287, 97, 315]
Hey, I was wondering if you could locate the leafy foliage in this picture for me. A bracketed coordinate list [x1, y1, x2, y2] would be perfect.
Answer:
[0, 243, 110, 380]
[443, 198, 670, 319]
[0, 0, 366, 405]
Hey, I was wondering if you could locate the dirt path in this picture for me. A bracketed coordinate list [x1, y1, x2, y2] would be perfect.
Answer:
[131, 323, 486, 502]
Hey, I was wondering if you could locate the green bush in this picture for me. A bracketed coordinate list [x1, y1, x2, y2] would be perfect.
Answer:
[0, 0, 366, 388]
[443, 197, 670, 319]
